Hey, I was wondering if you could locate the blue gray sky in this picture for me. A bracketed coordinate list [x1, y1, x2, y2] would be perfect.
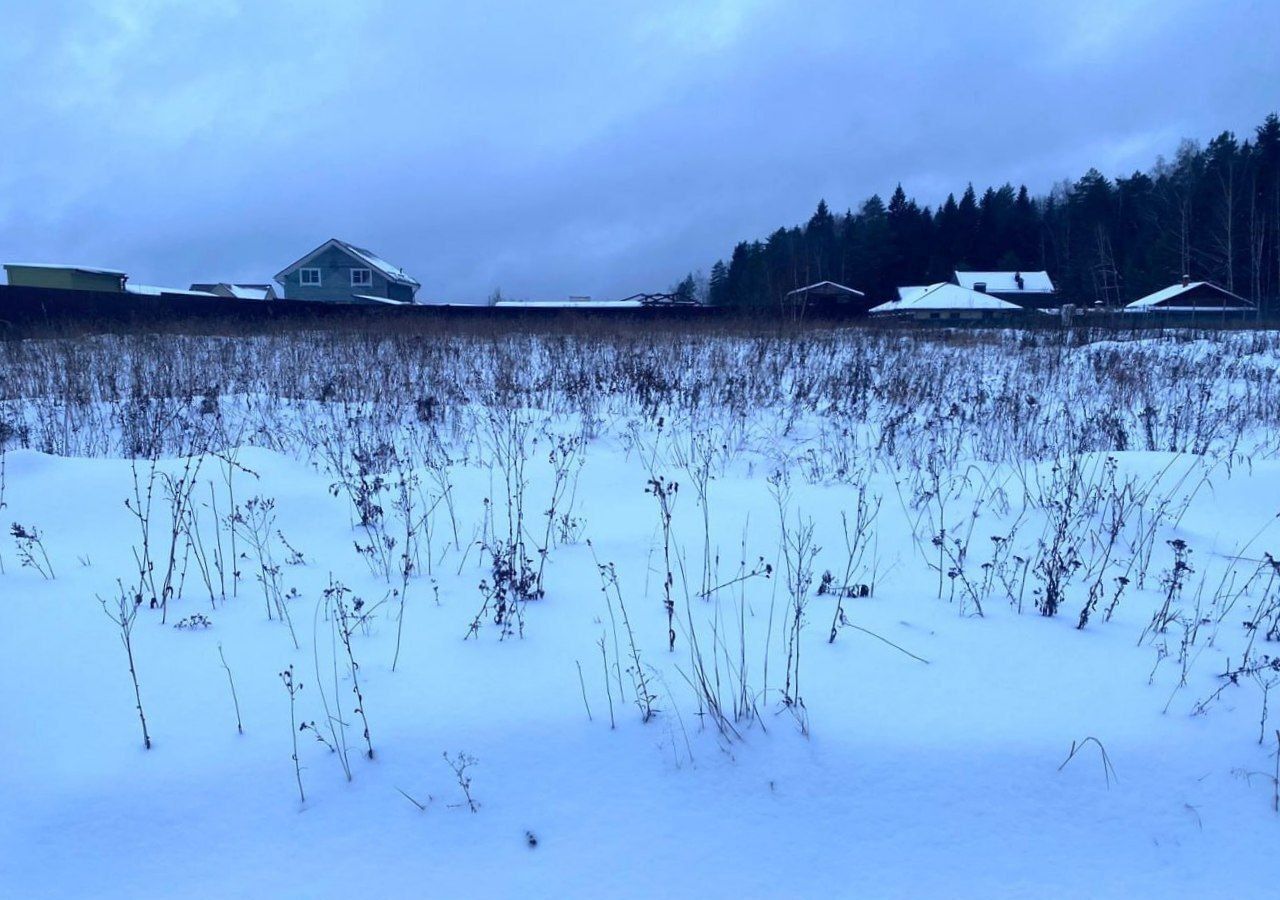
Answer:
[1, 0, 1277, 301]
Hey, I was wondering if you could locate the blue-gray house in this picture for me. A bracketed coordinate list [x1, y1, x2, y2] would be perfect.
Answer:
[274, 238, 420, 304]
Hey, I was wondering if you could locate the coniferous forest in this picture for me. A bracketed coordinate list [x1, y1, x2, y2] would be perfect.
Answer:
[695, 113, 1280, 313]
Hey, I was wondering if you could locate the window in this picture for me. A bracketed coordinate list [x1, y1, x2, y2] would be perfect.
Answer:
[300, 268, 321, 286]
[351, 268, 372, 287]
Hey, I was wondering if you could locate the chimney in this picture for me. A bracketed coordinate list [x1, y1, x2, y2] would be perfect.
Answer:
[1181, 274, 1190, 287]
[974, 282, 987, 294]
[1014, 271, 1024, 290]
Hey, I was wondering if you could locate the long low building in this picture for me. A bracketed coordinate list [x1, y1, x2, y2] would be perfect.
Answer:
[872, 282, 1027, 320]
[4, 263, 128, 292]
[4, 263, 214, 298]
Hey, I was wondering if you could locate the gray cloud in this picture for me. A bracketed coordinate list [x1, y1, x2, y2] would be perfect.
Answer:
[1, 0, 1276, 301]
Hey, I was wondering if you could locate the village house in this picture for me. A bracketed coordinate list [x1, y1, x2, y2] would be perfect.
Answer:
[274, 238, 420, 304]
[872, 282, 1027, 321]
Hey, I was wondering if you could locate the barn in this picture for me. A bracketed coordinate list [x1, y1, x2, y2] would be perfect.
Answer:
[784, 281, 871, 315]
[1123, 278, 1255, 317]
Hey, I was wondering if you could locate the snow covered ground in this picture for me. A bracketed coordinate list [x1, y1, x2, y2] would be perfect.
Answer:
[1, 325, 1278, 898]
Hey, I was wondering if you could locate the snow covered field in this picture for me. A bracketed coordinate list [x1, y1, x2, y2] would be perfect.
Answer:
[2, 324, 1279, 898]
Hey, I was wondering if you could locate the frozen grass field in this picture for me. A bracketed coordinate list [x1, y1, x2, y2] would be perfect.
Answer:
[2, 322, 1279, 898]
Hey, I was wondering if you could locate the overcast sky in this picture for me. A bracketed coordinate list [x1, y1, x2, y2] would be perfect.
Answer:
[1, 1, 1277, 301]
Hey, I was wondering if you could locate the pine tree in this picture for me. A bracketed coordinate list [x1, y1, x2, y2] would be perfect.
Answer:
[708, 260, 729, 306]
[704, 112, 1279, 311]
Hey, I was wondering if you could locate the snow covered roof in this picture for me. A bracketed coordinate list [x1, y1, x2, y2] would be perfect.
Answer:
[1124, 281, 1252, 311]
[274, 238, 420, 288]
[190, 283, 276, 300]
[785, 281, 865, 297]
[353, 294, 414, 306]
[5, 263, 127, 277]
[955, 271, 1055, 293]
[125, 284, 218, 298]
[224, 284, 274, 300]
[897, 285, 928, 302]
[870, 282, 1024, 315]
[493, 299, 644, 309]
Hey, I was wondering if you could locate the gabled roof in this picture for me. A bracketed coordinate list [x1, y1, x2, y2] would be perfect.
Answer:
[274, 238, 420, 287]
[897, 285, 928, 302]
[1124, 281, 1253, 311]
[955, 271, 1055, 293]
[871, 282, 1023, 315]
[785, 280, 865, 297]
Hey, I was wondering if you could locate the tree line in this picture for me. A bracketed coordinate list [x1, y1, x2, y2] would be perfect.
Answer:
[681, 113, 1280, 313]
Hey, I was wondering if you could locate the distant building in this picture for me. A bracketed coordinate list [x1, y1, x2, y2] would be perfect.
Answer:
[4, 263, 127, 293]
[493, 299, 644, 309]
[954, 270, 1056, 310]
[274, 238, 420, 304]
[125, 284, 217, 298]
[873, 282, 1027, 321]
[1123, 277, 1255, 317]
[784, 281, 871, 314]
[190, 283, 278, 301]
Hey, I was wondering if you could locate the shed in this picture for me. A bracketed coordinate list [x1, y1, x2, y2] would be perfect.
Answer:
[4, 263, 128, 293]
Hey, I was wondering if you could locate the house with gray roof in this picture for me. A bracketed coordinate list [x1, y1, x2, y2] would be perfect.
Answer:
[274, 239, 420, 304]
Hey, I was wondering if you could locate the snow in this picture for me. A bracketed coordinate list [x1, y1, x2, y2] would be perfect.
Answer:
[1, 328, 1279, 898]
[870, 282, 1022, 313]
[897, 285, 928, 301]
[955, 270, 1056, 293]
